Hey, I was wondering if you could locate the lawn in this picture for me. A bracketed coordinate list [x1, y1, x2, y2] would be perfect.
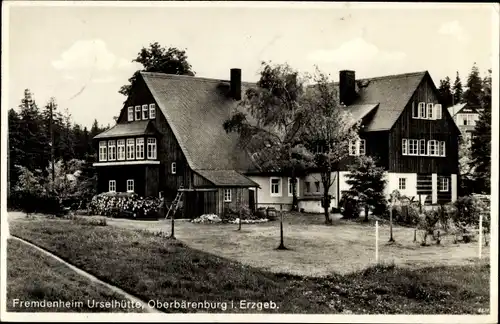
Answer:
[6, 239, 144, 313]
[8, 216, 490, 314]
[86, 211, 489, 277]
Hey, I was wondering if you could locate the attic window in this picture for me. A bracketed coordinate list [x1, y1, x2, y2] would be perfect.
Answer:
[149, 104, 156, 119]
[171, 162, 177, 174]
[135, 106, 141, 120]
[127, 107, 134, 121]
[142, 104, 149, 119]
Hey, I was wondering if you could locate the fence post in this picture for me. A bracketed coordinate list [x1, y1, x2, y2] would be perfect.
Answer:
[478, 213, 483, 259]
[375, 220, 379, 264]
[277, 204, 286, 250]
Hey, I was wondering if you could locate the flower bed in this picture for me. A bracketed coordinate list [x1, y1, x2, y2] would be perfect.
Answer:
[191, 214, 222, 224]
[88, 192, 163, 219]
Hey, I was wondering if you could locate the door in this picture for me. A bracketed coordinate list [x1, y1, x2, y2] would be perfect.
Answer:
[248, 188, 256, 214]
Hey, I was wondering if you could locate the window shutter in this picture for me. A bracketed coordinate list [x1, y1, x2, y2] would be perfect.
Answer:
[402, 139, 408, 155]
[435, 104, 442, 119]
[412, 102, 418, 118]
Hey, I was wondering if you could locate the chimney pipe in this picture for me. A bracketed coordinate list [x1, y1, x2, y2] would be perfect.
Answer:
[230, 68, 242, 100]
[339, 70, 356, 106]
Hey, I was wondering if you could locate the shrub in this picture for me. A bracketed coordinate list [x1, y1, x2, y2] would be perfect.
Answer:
[453, 196, 486, 229]
[340, 193, 361, 219]
[88, 193, 162, 219]
[222, 205, 258, 222]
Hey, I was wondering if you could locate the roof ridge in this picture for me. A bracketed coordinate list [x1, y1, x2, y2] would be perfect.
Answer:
[140, 71, 254, 86]
[356, 70, 428, 82]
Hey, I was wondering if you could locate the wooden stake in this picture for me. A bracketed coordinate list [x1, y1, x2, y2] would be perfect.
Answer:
[375, 220, 379, 263]
[479, 213, 483, 259]
[277, 204, 287, 250]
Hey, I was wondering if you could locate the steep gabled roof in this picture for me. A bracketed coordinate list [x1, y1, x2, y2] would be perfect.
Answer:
[94, 120, 159, 139]
[141, 72, 255, 172]
[346, 71, 427, 131]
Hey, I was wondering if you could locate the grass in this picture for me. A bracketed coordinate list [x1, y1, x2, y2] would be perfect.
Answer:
[83, 211, 490, 277]
[9, 217, 490, 314]
[6, 239, 144, 313]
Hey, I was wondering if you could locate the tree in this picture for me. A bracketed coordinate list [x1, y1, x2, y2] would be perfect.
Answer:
[223, 62, 311, 212]
[345, 156, 387, 222]
[469, 68, 491, 194]
[119, 42, 195, 97]
[438, 76, 453, 108]
[8, 109, 25, 191]
[462, 63, 483, 107]
[452, 71, 463, 105]
[301, 69, 360, 224]
[18, 89, 47, 172]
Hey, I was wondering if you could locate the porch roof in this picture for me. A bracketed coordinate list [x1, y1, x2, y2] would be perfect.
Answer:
[94, 120, 159, 139]
[194, 169, 259, 188]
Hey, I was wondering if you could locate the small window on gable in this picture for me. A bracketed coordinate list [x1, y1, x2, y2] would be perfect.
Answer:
[314, 181, 320, 192]
[149, 104, 156, 119]
[135, 106, 141, 120]
[427, 103, 434, 119]
[127, 107, 134, 122]
[142, 104, 149, 120]
[171, 162, 177, 174]
[402, 139, 408, 155]
[418, 102, 426, 119]
[434, 104, 442, 119]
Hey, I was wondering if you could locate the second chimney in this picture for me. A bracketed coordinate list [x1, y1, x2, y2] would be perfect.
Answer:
[339, 70, 356, 106]
[230, 68, 242, 100]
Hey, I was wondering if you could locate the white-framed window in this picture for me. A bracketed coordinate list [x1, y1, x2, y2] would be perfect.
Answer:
[107, 140, 116, 161]
[224, 189, 232, 202]
[419, 139, 426, 155]
[108, 180, 116, 193]
[288, 178, 300, 197]
[398, 178, 406, 190]
[99, 141, 107, 161]
[402, 139, 408, 155]
[126, 179, 134, 193]
[149, 103, 156, 119]
[427, 140, 438, 156]
[418, 102, 426, 119]
[270, 177, 281, 197]
[439, 177, 449, 192]
[136, 138, 144, 159]
[305, 181, 310, 193]
[408, 139, 419, 155]
[147, 138, 157, 159]
[171, 162, 177, 174]
[426, 103, 434, 119]
[461, 113, 478, 126]
[126, 138, 135, 160]
[434, 104, 442, 119]
[315, 181, 320, 192]
[135, 105, 141, 120]
[117, 139, 125, 160]
[142, 104, 149, 120]
[438, 141, 446, 157]
[349, 139, 366, 156]
[127, 106, 134, 122]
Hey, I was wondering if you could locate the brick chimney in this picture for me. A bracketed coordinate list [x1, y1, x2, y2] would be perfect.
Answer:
[339, 70, 356, 106]
[230, 68, 242, 100]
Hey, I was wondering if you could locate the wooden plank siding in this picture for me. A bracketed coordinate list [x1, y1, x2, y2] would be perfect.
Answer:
[116, 76, 193, 200]
[388, 74, 460, 175]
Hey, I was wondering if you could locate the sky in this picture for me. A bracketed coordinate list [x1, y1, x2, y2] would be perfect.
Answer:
[5, 2, 498, 128]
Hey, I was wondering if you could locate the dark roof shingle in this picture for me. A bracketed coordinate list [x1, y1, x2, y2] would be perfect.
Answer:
[94, 120, 158, 139]
[141, 72, 255, 172]
[194, 170, 259, 187]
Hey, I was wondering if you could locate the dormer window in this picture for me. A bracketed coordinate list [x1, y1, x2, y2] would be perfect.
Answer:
[142, 104, 149, 120]
[135, 106, 141, 120]
[149, 104, 156, 119]
[127, 107, 134, 121]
